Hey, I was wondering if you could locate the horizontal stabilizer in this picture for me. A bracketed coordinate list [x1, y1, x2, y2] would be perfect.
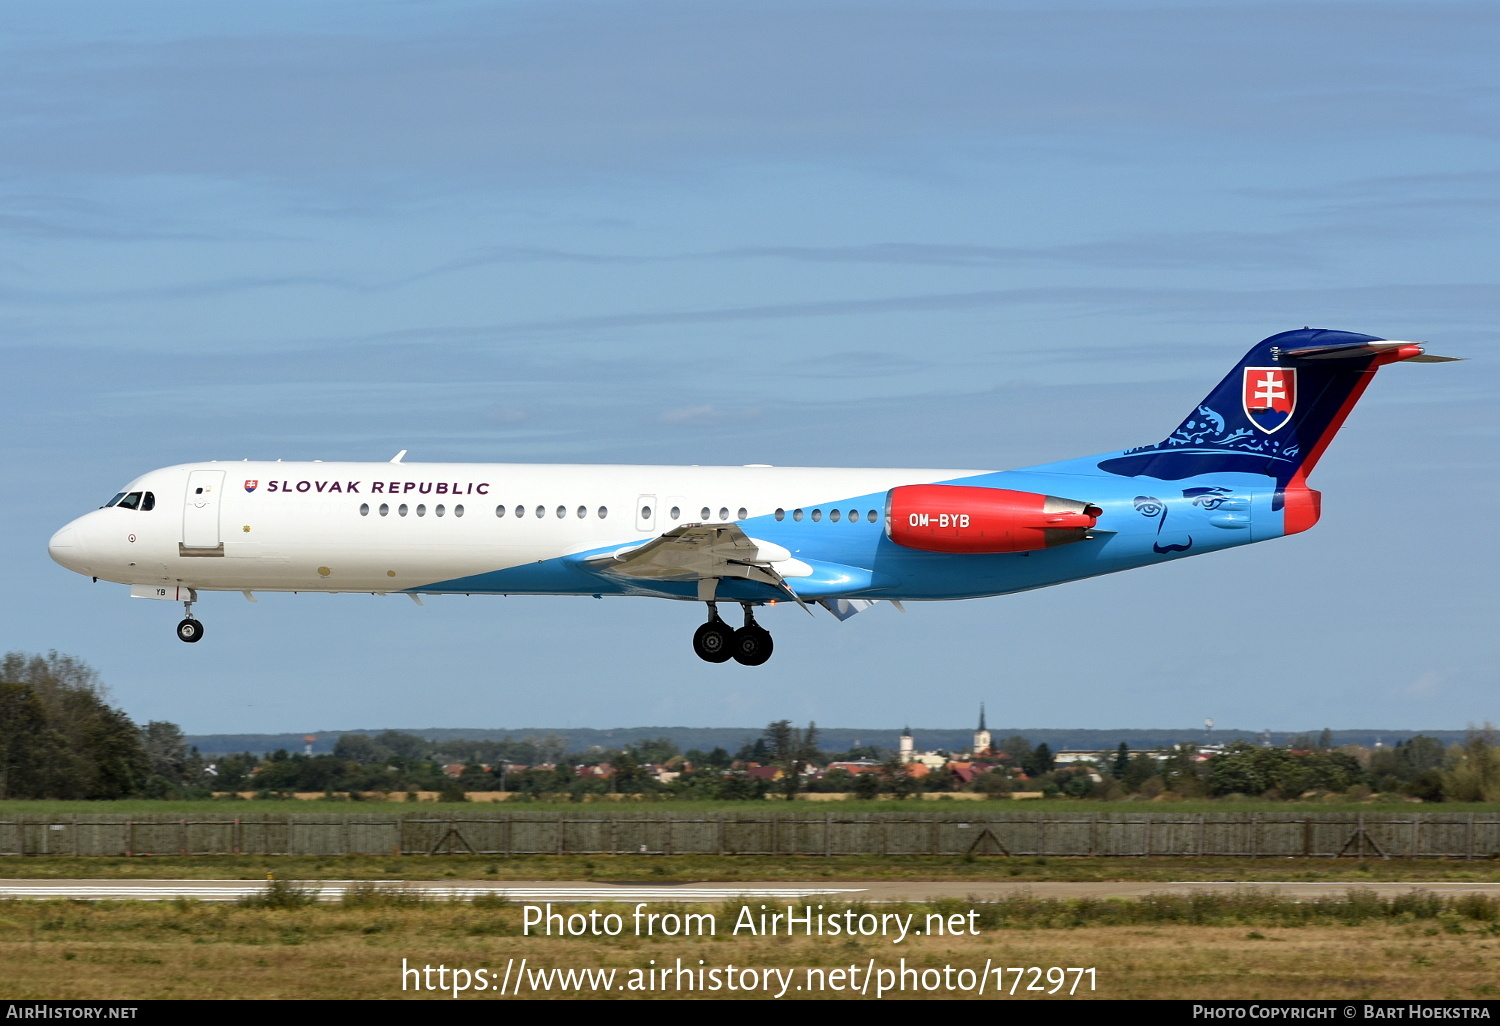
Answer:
[1282, 340, 1458, 363]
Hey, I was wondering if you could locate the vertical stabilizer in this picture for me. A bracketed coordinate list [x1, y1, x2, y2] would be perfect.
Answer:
[1096, 328, 1436, 532]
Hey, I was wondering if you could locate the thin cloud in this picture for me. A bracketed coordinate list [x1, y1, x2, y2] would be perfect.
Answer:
[658, 405, 763, 426]
[1, 3, 1496, 183]
[334, 282, 1500, 342]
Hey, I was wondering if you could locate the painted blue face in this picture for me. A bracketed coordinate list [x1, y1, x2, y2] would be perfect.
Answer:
[1133, 486, 1236, 554]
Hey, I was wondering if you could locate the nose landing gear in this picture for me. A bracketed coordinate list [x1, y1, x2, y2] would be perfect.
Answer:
[176, 599, 204, 643]
[692, 602, 773, 665]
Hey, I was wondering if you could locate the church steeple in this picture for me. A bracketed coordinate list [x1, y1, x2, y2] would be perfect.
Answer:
[978, 704, 986, 731]
[973, 704, 992, 757]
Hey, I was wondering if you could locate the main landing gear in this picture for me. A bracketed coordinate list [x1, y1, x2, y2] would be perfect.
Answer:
[692, 603, 773, 666]
[176, 599, 204, 644]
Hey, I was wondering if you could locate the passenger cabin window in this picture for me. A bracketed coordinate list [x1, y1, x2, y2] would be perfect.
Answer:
[867, 509, 878, 523]
[597, 506, 608, 519]
[737, 507, 747, 520]
[379, 503, 390, 516]
[435, 504, 445, 517]
[829, 509, 841, 522]
[496, 504, 507, 517]
[454, 505, 464, 517]
[811, 508, 822, 522]
[416, 504, 426, 517]
[700, 507, 710, 520]
[670, 506, 680, 520]
[792, 508, 804, 522]
[360, 503, 370, 516]
[774, 509, 785, 521]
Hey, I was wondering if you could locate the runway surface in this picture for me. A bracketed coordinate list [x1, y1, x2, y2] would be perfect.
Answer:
[3, 879, 1500, 903]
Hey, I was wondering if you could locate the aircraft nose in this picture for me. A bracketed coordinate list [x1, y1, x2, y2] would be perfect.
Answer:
[48, 523, 89, 573]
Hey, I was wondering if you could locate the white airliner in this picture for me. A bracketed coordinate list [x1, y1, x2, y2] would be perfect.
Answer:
[48, 329, 1452, 665]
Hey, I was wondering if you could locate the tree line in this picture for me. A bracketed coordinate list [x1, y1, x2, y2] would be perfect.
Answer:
[3, 653, 1498, 803]
[0, 652, 200, 800]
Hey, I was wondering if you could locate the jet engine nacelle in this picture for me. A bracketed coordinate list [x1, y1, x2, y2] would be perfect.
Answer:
[885, 484, 1101, 554]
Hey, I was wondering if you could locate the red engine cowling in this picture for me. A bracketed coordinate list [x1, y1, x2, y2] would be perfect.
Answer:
[885, 484, 1101, 554]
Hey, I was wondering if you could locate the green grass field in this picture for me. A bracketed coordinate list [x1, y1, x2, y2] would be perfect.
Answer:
[1, 854, 1498, 882]
[3, 891, 1499, 999]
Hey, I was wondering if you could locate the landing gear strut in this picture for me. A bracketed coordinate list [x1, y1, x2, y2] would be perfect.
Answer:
[692, 602, 773, 665]
[176, 599, 204, 644]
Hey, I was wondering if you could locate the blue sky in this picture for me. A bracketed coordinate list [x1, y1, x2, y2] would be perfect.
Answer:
[3, 0, 1496, 735]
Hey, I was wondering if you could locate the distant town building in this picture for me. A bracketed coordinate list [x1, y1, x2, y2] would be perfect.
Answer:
[947, 762, 983, 786]
[826, 761, 881, 776]
[973, 704, 992, 757]
[899, 726, 915, 764]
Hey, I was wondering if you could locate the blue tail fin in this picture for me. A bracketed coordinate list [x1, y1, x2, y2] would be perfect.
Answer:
[1096, 328, 1428, 486]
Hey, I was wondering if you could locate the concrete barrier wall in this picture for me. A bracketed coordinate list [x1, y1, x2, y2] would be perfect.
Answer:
[1, 812, 1497, 858]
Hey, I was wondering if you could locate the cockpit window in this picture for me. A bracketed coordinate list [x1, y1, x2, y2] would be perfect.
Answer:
[102, 492, 126, 508]
[115, 492, 142, 511]
[140, 491, 155, 511]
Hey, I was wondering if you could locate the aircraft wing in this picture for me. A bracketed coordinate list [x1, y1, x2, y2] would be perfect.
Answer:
[582, 523, 810, 607]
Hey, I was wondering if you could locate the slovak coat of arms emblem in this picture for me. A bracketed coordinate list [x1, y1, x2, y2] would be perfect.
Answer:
[1242, 367, 1296, 434]
[244, 480, 258, 492]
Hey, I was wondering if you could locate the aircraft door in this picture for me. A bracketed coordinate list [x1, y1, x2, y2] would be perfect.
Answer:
[182, 470, 226, 554]
[635, 494, 657, 535]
